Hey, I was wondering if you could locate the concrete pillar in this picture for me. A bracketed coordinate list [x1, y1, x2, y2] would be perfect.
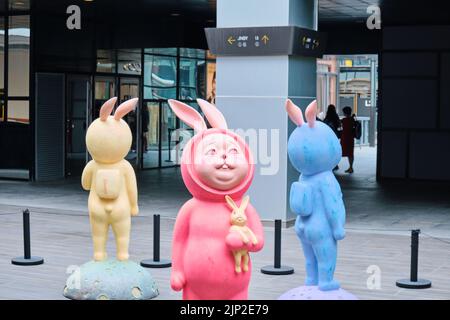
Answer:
[215, 0, 318, 224]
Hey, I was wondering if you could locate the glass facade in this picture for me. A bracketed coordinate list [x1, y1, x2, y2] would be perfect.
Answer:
[93, 47, 215, 170]
[0, 1, 31, 179]
[118, 49, 142, 75]
[9, 0, 29, 11]
[179, 58, 206, 100]
[141, 48, 213, 169]
[0, 17, 4, 121]
[144, 53, 177, 100]
[0, 13, 30, 123]
[0, 0, 215, 180]
[96, 50, 116, 73]
[119, 77, 140, 164]
[8, 15, 29, 98]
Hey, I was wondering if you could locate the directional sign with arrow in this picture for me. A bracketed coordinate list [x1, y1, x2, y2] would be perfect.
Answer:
[205, 26, 327, 57]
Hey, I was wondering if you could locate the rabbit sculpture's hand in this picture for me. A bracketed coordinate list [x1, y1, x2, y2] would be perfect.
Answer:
[226, 231, 245, 250]
[333, 227, 346, 241]
[290, 181, 312, 217]
[171, 271, 186, 292]
[226, 231, 257, 251]
[131, 205, 139, 216]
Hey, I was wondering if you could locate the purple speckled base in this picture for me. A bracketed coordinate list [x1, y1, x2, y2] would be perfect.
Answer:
[278, 286, 358, 300]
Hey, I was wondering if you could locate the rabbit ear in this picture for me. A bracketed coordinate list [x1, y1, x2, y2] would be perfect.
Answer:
[99, 97, 117, 121]
[197, 98, 228, 130]
[240, 195, 250, 211]
[225, 195, 238, 211]
[168, 99, 207, 132]
[114, 98, 138, 120]
[285, 99, 304, 126]
[305, 100, 317, 128]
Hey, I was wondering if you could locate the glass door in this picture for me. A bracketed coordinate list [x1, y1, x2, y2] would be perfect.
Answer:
[0, 103, 30, 179]
[66, 75, 91, 177]
[0, 14, 31, 179]
[160, 101, 177, 167]
[142, 100, 191, 169]
[143, 101, 159, 168]
[119, 77, 140, 167]
[94, 76, 116, 120]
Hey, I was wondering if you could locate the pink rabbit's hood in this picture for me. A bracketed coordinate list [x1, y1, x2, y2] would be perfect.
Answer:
[181, 128, 255, 202]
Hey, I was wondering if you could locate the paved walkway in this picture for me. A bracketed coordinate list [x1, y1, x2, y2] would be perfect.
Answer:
[0, 206, 449, 300]
[1, 147, 449, 237]
[1, 147, 450, 299]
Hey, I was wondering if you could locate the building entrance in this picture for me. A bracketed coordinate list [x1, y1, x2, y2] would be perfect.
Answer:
[65, 75, 91, 177]
[119, 77, 140, 168]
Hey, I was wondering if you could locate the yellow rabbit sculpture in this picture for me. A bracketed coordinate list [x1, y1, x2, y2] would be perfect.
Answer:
[225, 195, 258, 273]
[81, 97, 139, 262]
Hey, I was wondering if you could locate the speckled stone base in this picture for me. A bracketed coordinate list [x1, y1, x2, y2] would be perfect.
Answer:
[63, 259, 159, 300]
[278, 286, 357, 300]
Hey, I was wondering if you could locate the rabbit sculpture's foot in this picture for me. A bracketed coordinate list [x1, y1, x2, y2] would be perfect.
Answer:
[93, 252, 107, 261]
[305, 277, 318, 286]
[242, 263, 249, 272]
[235, 266, 242, 273]
[117, 252, 129, 261]
[319, 280, 340, 291]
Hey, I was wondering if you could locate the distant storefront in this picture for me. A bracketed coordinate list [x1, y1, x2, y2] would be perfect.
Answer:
[0, 0, 215, 181]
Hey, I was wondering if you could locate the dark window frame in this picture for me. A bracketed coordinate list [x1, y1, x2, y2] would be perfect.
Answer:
[0, 0, 32, 181]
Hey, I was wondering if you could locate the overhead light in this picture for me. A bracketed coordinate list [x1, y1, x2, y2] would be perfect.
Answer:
[171, 13, 181, 17]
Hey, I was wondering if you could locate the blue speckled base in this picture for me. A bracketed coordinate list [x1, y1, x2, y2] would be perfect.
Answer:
[63, 259, 159, 300]
[278, 286, 357, 300]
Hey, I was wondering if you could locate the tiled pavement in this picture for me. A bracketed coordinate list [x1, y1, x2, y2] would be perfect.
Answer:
[0, 147, 449, 299]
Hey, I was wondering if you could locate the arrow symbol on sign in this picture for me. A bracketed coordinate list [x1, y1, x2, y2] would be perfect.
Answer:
[227, 36, 236, 45]
[261, 34, 269, 44]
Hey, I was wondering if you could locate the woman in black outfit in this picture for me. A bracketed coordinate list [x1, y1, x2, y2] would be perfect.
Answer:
[323, 104, 342, 171]
[323, 104, 342, 138]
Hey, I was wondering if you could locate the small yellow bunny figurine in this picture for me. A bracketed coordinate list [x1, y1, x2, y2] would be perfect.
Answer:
[225, 195, 258, 273]
[81, 97, 139, 262]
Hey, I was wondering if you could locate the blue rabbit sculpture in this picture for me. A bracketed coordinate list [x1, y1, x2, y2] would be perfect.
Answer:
[285, 99, 346, 291]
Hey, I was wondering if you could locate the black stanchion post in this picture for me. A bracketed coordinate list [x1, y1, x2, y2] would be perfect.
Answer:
[154, 213, 160, 262]
[396, 229, 431, 289]
[141, 214, 171, 268]
[410, 229, 419, 282]
[274, 219, 282, 268]
[261, 219, 294, 275]
[12, 209, 44, 266]
[24, 209, 31, 259]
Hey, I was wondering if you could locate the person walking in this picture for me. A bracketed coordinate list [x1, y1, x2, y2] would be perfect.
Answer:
[323, 104, 342, 138]
[324, 104, 342, 171]
[340, 106, 355, 173]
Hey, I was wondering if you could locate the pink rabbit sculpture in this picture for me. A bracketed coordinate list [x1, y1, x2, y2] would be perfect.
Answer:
[168, 98, 264, 300]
